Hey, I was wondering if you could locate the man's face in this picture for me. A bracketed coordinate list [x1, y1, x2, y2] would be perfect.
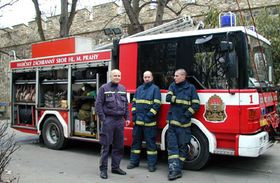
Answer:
[111, 70, 121, 84]
[174, 71, 186, 84]
[143, 72, 153, 84]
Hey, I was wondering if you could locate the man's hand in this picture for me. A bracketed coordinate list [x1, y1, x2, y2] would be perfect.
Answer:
[125, 120, 131, 127]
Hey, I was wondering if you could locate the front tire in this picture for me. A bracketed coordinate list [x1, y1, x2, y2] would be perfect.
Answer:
[42, 117, 67, 150]
[183, 127, 210, 170]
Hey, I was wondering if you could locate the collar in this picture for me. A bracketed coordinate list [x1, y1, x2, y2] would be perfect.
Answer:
[175, 80, 187, 87]
[143, 81, 153, 89]
[110, 82, 118, 88]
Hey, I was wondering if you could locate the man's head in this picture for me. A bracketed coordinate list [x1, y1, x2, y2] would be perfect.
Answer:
[174, 69, 187, 84]
[110, 69, 121, 84]
[143, 71, 153, 84]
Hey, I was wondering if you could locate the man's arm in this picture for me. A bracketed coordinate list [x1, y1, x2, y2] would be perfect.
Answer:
[147, 86, 161, 118]
[184, 85, 200, 118]
[131, 89, 138, 122]
[124, 89, 130, 121]
[95, 86, 106, 122]
[166, 83, 176, 103]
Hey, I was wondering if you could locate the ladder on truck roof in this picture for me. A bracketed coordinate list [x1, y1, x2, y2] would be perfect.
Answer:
[94, 15, 204, 50]
[129, 15, 204, 38]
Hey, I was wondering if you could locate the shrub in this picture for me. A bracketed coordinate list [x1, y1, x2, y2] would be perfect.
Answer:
[0, 120, 20, 182]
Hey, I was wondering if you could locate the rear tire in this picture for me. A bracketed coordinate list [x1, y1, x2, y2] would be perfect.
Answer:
[42, 117, 67, 150]
[183, 127, 210, 170]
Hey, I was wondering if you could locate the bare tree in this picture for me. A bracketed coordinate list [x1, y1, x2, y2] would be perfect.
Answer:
[32, 0, 78, 40]
[122, 0, 144, 34]
[0, 121, 20, 182]
[154, 0, 168, 26]
[122, 0, 170, 34]
[165, 1, 206, 16]
[60, 0, 78, 37]
[121, 0, 208, 35]
[32, 0, 46, 41]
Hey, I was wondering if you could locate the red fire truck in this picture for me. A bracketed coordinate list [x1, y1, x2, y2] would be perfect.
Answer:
[10, 16, 279, 170]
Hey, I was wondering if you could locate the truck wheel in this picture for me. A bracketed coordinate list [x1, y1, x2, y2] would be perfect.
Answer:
[183, 127, 210, 170]
[42, 117, 67, 150]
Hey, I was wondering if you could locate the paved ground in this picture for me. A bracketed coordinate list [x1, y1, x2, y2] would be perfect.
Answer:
[2, 123, 280, 183]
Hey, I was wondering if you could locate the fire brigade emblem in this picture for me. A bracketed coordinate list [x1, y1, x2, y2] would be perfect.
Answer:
[204, 94, 227, 122]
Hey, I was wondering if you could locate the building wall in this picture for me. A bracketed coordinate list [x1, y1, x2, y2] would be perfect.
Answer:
[1, 1, 279, 50]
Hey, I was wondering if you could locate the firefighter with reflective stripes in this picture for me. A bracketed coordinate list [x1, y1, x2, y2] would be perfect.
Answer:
[95, 69, 130, 179]
[127, 71, 161, 172]
[166, 69, 200, 181]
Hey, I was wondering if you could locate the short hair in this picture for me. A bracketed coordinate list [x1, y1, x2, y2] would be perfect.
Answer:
[175, 69, 187, 78]
[110, 69, 121, 76]
[143, 71, 153, 77]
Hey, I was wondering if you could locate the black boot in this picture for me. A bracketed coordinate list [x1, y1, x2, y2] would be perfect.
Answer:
[168, 171, 182, 181]
[111, 168, 126, 175]
[127, 163, 138, 169]
[100, 171, 108, 179]
[148, 166, 156, 172]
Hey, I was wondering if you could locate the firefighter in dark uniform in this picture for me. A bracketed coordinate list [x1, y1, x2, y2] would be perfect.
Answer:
[95, 69, 130, 179]
[127, 71, 161, 172]
[166, 69, 200, 181]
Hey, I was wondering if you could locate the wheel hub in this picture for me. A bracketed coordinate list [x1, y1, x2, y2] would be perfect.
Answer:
[46, 123, 59, 144]
[186, 136, 200, 161]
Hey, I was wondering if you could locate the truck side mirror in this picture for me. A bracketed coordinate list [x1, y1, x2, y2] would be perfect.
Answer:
[220, 41, 234, 52]
[226, 50, 238, 79]
[221, 33, 238, 84]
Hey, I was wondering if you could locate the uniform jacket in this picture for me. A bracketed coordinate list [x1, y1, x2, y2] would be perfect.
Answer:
[132, 82, 161, 126]
[166, 81, 200, 127]
[95, 82, 129, 122]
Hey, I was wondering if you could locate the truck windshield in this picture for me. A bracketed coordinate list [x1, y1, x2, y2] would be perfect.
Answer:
[137, 31, 271, 90]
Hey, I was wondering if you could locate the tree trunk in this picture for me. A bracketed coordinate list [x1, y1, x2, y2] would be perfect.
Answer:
[59, 0, 78, 38]
[122, 0, 144, 35]
[0, 0, 19, 10]
[32, 0, 46, 41]
[60, 0, 68, 37]
[67, 0, 78, 32]
[154, 0, 167, 26]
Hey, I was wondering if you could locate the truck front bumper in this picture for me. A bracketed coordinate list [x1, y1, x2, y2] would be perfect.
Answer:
[238, 131, 275, 157]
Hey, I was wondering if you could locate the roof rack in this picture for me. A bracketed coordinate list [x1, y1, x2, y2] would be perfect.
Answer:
[94, 15, 204, 50]
[129, 15, 203, 38]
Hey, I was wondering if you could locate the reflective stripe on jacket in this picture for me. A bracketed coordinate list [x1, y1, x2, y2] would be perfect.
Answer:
[132, 82, 161, 126]
[166, 81, 200, 127]
[95, 82, 129, 122]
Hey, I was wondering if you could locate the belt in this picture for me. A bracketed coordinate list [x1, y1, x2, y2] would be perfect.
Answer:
[106, 115, 123, 119]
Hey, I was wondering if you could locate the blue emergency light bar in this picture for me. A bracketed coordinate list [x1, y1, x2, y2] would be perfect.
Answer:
[219, 12, 236, 27]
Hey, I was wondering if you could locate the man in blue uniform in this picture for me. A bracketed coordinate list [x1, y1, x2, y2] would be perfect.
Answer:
[166, 69, 200, 180]
[127, 71, 161, 172]
[95, 69, 130, 179]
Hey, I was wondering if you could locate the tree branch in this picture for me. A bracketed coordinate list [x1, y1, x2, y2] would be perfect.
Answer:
[122, 0, 144, 34]
[166, 2, 208, 16]
[0, 0, 19, 10]
[138, 2, 151, 11]
[67, 0, 78, 31]
[102, 13, 123, 30]
[154, 0, 167, 26]
[32, 0, 46, 41]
